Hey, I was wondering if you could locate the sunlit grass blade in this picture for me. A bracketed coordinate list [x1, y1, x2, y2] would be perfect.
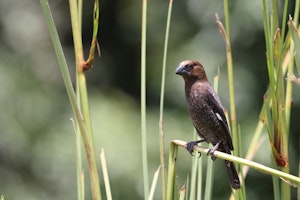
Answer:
[141, 0, 149, 199]
[148, 166, 161, 200]
[100, 149, 112, 200]
[242, 121, 265, 177]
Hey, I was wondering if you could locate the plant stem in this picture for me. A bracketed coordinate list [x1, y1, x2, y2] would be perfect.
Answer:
[40, 1, 101, 199]
[215, 14, 238, 155]
[166, 142, 178, 200]
[69, 0, 101, 199]
[172, 140, 300, 186]
[100, 149, 112, 200]
[159, 0, 173, 199]
[141, 0, 149, 198]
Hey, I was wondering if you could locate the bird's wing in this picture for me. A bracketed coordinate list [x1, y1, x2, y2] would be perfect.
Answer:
[206, 86, 234, 151]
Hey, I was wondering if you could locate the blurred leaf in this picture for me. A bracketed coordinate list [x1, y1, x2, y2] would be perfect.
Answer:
[178, 184, 186, 200]
[100, 149, 112, 200]
[148, 166, 161, 200]
[288, 18, 300, 75]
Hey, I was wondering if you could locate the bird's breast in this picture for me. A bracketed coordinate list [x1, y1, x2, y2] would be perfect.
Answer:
[185, 82, 223, 144]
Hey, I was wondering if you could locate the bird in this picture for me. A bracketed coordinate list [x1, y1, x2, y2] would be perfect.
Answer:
[175, 60, 241, 189]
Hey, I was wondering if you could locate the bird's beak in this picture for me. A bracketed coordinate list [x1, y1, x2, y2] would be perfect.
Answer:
[175, 64, 189, 76]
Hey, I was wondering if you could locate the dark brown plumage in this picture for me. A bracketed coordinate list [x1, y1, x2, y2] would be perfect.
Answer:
[175, 60, 241, 190]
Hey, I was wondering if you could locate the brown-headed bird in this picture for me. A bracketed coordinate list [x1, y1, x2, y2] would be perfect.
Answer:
[175, 60, 241, 189]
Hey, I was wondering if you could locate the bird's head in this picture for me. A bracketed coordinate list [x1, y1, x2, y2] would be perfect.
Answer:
[175, 60, 207, 80]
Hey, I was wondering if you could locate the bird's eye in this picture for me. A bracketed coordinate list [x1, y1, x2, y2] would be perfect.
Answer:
[187, 63, 195, 70]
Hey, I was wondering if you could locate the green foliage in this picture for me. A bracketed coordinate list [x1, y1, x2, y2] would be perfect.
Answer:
[162, 0, 300, 200]
[40, 0, 103, 199]
[2, 0, 300, 199]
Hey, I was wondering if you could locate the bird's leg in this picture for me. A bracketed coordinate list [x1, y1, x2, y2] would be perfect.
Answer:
[186, 139, 206, 155]
[207, 140, 221, 160]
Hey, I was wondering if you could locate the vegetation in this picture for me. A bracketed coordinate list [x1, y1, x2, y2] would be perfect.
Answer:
[0, 0, 299, 199]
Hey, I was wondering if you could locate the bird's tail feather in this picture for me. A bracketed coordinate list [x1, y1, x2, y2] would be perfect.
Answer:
[224, 160, 241, 189]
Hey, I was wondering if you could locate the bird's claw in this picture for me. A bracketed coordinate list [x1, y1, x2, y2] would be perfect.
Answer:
[207, 149, 217, 160]
[186, 139, 206, 156]
[197, 152, 202, 158]
[186, 141, 198, 155]
[207, 141, 221, 161]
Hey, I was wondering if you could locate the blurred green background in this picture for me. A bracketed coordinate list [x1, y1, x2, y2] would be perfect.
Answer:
[0, 0, 299, 199]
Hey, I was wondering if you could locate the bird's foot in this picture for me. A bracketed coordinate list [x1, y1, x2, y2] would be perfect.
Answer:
[207, 141, 221, 160]
[186, 139, 206, 156]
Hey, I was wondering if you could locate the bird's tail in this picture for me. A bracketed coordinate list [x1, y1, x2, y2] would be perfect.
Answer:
[224, 160, 241, 189]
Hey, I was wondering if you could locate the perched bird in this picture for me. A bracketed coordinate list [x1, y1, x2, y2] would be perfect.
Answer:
[175, 60, 241, 189]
